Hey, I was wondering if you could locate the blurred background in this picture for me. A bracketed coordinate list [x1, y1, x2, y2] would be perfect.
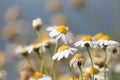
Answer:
[0, 0, 120, 80]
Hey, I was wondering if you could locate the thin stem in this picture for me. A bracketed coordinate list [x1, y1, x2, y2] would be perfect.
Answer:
[78, 65, 83, 80]
[103, 49, 107, 80]
[37, 31, 41, 40]
[25, 56, 32, 67]
[48, 48, 52, 57]
[40, 48, 44, 73]
[35, 52, 41, 71]
[86, 47, 94, 80]
[66, 59, 74, 80]
[50, 39, 59, 80]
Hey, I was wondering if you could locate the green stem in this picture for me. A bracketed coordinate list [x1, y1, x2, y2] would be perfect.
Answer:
[40, 49, 44, 73]
[86, 47, 94, 80]
[35, 52, 41, 71]
[78, 65, 83, 80]
[37, 31, 41, 40]
[48, 48, 52, 57]
[104, 49, 107, 80]
[50, 39, 59, 80]
[25, 56, 32, 67]
[66, 59, 74, 80]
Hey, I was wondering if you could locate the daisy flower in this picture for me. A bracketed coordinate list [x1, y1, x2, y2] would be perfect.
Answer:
[32, 18, 42, 31]
[28, 37, 56, 54]
[52, 45, 77, 61]
[74, 35, 98, 48]
[84, 65, 109, 80]
[68, 77, 79, 80]
[15, 46, 29, 56]
[33, 71, 52, 80]
[27, 42, 41, 54]
[93, 33, 105, 40]
[70, 53, 86, 68]
[96, 35, 120, 49]
[107, 44, 120, 54]
[47, 25, 74, 44]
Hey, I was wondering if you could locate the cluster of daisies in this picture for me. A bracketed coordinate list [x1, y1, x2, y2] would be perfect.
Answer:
[15, 18, 120, 80]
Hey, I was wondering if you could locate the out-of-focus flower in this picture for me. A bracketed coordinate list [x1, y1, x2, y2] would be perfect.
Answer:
[113, 63, 120, 73]
[0, 70, 7, 80]
[0, 51, 6, 68]
[28, 37, 56, 54]
[32, 18, 42, 31]
[93, 33, 105, 40]
[84, 66, 109, 80]
[4, 5, 20, 22]
[2, 26, 19, 41]
[74, 35, 98, 48]
[82, 72, 91, 80]
[52, 45, 77, 61]
[51, 13, 67, 25]
[68, 77, 79, 80]
[70, 53, 86, 68]
[107, 44, 120, 55]
[47, 25, 74, 44]
[32, 71, 52, 80]
[15, 46, 29, 57]
[46, 0, 61, 13]
[19, 65, 34, 80]
[69, 0, 85, 9]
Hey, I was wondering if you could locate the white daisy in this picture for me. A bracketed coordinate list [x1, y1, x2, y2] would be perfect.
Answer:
[32, 18, 42, 30]
[84, 65, 109, 80]
[33, 71, 52, 80]
[15, 46, 29, 56]
[47, 25, 74, 44]
[27, 42, 41, 54]
[28, 37, 56, 54]
[96, 35, 120, 48]
[93, 33, 105, 40]
[74, 35, 98, 48]
[52, 45, 77, 61]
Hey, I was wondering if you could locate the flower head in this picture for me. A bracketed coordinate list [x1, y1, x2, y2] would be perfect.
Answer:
[32, 18, 42, 31]
[74, 35, 97, 48]
[52, 45, 77, 61]
[27, 42, 41, 54]
[69, 77, 79, 80]
[34, 71, 43, 79]
[70, 53, 86, 68]
[107, 45, 120, 54]
[47, 25, 74, 44]
[94, 33, 104, 40]
[15, 46, 29, 57]
[83, 72, 91, 80]
[96, 35, 120, 49]
[19, 65, 34, 80]
[88, 67, 100, 75]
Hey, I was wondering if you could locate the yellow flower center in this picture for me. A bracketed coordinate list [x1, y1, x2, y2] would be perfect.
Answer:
[81, 35, 93, 41]
[94, 33, 104, 40]
[41, 37, 50, 43]
[88, 67, 99, 75]
[32, 43, 40, 47]
[74, 53, 84, 59]
[83, 72, 91, 77]
[69, 77, 79, 80]
[34, 71, 43, 79]
[100, 35, 111, 40]
[56, 25, 67, 34]
[58, 45, 69, 52]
